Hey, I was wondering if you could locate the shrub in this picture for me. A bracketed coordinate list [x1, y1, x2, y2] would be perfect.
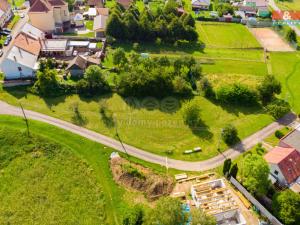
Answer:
[265, 99, 290, 119]
[275, 130, 284, 139]
[182, 101, 201, 128]
[221, 124, 238, 146]
[258, 75, 281, 104]
[216, 84, 258, 106]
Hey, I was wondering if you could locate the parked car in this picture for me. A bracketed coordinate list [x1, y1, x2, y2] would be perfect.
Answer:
[7, 35, 12, 41]
[0, 50, 3, 57]
[0, 31, 10, 36]
[4, 39, 9, 46]
[20, 13, 25, 18]
[73, 50, 78, 56]
[2, 28, 11, 33]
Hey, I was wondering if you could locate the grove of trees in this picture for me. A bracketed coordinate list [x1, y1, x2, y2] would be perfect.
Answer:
[106, 0, 198, 43]
[122, 197, 216, 225]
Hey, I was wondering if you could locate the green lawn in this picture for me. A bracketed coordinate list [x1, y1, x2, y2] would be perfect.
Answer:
[0, 115, 127, 224]
[0, 88, 273, 161]
[264, 126, 291, 147]
[9, 0, 24, 7]
[275, 0, 300, 10]
[196, 22, 261, 49]
[85, 20, 94, 30]
[270, 52, 300, 113]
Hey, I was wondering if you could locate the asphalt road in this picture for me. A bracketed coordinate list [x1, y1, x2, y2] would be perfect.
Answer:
[0, 100, 296, 171]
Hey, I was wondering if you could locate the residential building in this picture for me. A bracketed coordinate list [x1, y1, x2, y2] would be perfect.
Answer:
[0, 0, 13, 28]
[1, 46, 39, 79]
[87, 0, 103, 8]
[13, 33, 42, 56]
[117, 0, 132, 9]
[279, 128, 300, 151]
[264, 146, 300, 192]
[96, 7, 109, 17]
[243, 0, 267, 10]
[28, 0, 70, 33]
[40, 39, 72, 56]
[20, 23, 45, 39]
[93, 15, 107, 38]
[191, 0, 210, 10]
[66, 55, 99, 77]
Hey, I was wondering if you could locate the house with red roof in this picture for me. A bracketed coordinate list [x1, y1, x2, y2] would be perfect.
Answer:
[28, 0, 70, 33]
[264, 146, 300, 192]
[0, 0, 13, 29]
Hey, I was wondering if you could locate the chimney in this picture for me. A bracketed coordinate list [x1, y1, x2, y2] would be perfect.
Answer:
[18, 47, 22, 57]
[13, 56, 17, 62]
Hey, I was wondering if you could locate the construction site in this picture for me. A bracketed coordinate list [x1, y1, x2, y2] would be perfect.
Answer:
[171, 174, 257, 225]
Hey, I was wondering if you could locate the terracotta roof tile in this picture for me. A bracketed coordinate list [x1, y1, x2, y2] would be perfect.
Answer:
[29, 0, 51, 12]
[96, 7, 109, 16]
[0, 0, 11, 12]
[265, 147, 300, 184]
[13, 33, 41, 56]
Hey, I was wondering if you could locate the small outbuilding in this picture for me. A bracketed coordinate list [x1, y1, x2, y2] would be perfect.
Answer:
[66, 55, 99, 77]
[93, 15, 108, 38]
[73, 13, 84, 27]
[191, 0, 210, 10]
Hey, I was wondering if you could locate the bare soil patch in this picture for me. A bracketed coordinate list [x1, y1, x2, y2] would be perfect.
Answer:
[250, 28, 295, 52]
[110, 157, 174, 200]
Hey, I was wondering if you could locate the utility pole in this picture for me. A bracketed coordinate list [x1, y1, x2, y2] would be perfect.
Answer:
[20, 103, 30, 137]
[165, 156, 169, 175]
[114, 115, 129, 160]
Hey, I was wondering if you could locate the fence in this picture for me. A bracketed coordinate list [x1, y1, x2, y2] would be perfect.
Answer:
[229, 177, 283, 225]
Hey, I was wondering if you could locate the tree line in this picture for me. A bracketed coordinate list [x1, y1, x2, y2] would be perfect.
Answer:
[106, 0, 198, 43]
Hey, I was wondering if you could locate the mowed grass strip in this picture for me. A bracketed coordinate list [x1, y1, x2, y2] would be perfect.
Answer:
[276, 0, 300, 10]
[196, 22, 261, 49]
[270, 52, 300, 113]
[0, 115, 127, 225]
[0, 90, 273, 161]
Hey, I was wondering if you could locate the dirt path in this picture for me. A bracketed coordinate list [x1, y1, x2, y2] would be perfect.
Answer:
[0, 101, 296, 171]
[250, 28, 295, 52]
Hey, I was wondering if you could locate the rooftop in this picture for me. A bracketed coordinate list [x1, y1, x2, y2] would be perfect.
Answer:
[13, 33, 41, 56]
[96, 7, 109, 16]
[6, 46, 39, 69]
[41, 39, 68, 51]
[93, 15, 108, 31]
[265, 147, 300, 184]
[280, 129, 300, 151]
[21, 23, 44, 40]
[0, 0, 11, 13]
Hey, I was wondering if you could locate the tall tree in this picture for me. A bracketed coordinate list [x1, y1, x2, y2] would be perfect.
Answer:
[106, 13, 126, 39]
[144, 197, 188, 225]
[258, 75, 281, 104]
[183, 14, 196, 27]
[241, 154, 270, 195]
[124, 12, 140, 40]
[272, 190, 300, 225]
[190, 208, 216, 225]
[113, 48, 128, 67]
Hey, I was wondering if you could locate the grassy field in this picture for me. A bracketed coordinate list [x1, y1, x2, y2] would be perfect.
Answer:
[275, 0, 300, 10]
[270, 52, 300, 113]
[0, 115, 128, 224]
[0, 88, 273, 161]
[196, 22, 261, 49]
[8, 0, 25, 7]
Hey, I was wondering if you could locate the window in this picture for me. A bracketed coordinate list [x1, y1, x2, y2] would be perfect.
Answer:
[274, 170, 279, 175]
[18, 67, 22, 72]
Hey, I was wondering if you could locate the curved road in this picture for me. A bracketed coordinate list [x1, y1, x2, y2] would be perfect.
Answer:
[0, 100, 296, 171]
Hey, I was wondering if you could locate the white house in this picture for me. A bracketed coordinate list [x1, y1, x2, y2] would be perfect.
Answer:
[264, 146, 300, 189]
[1, 46, 39, 79]
[0, 0, 13, 29]
[191, 0, 210, 10]
[93, 15, 108, 38]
